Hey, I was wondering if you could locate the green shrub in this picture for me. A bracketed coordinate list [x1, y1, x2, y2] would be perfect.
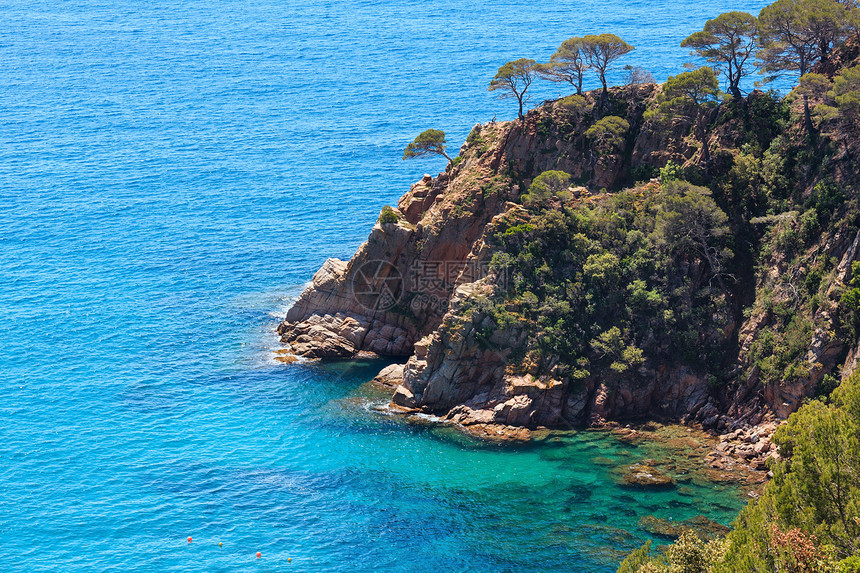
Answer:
[585, 115, 629, 155]
[749, 313, 813, 386]
[745, 90, 790, 149]
[465, 126, 491, 157]
[522, 170, 572, 207]
[839, 262, 860, 338]
[559, 94, 590, 114]
[466, 126, 482, 146]
[659, 160, 684, 182]
[617, 540, 652, 573]
[838, 556, 860, 573]
[378, 205, 399, 224]
[536, 115, 554, 138]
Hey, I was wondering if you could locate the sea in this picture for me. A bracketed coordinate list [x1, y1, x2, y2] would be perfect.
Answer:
[0, 0, 775, 570]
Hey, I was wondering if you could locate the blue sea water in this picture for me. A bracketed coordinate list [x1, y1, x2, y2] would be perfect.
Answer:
[0, 0, 775, 570]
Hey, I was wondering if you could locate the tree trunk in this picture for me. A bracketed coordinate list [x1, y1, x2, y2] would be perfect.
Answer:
[803, 95, 816, 137]
[517, 94, 524, 121]
[697, 122, 712, 174]
[699, 234, 728, 297]
[600, 76, 608, 110]
[730, 84, 742, 99]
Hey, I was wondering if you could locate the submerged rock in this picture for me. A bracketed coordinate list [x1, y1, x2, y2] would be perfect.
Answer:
[638, 514, 730, 540]
[273, 349, 299, 364]
[460, 423, 533, 443]
[622, 463, 676, 488]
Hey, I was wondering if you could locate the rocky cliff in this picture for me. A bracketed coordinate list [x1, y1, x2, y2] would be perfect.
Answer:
[279, 76, 860, 441]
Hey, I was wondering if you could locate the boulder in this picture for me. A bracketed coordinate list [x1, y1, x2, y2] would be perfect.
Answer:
[372, 363, 405, 389]
[390, 385, 416, 409]
[638, 514, 730, 540]
[622, 464, 676, 488]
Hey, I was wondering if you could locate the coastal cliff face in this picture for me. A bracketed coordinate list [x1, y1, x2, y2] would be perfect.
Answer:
[730, 227, 860, 420]
[279, 72, 860, 438]
[277, 121, 515, 358]
[280, 86, 686, 361]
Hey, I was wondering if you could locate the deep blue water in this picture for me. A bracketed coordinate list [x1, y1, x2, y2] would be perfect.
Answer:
[1, 1, 773, 571]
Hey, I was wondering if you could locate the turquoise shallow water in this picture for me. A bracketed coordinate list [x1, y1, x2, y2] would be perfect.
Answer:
[1, 0, 774, 570]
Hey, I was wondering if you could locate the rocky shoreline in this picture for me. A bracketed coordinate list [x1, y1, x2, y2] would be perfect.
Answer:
[294, 352, 781, 490]
[380, 364, 766, 459]
[363, 359, 773, 495]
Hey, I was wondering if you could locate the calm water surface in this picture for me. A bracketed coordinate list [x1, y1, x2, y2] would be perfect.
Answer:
[1, 0, 772, 570]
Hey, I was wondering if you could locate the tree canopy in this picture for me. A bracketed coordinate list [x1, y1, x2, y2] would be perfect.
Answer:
[803, 0, 859, 66]
[758, 0, 860, 77]
[817, 65, 860, 132]
[758, 0, 819, 80]
[718, 371, 860, 570]
[580, 34, 635, 103]
[488, 58, 538, 121]
[403, 129, 454, 167]
[661, 67, 721, 108]
[649, 67, 720, 164]
[537, 37, 588, 94]
[522, 170, 572, 207]
[681, 11, 758, 99]
[585, 115, 630, 156]
[759, 0, 860, 132]
[795, 71, 832, 102]
[471, 3, 858, 131]
[655, 180, 732, 293]
[491, 182, 733, 383]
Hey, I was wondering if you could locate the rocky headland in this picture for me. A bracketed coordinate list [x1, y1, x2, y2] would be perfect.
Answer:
[277, 43, 860, 475]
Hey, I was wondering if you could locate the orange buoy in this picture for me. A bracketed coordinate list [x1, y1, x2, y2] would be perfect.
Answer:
[288, 557, 292, 563]
[187, 537, 192, 543]
[256, 552, 262, 558]
[218, 542, 222, 547]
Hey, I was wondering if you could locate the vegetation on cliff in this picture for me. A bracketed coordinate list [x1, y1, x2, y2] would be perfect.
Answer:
[285, 0, 860, 421]
[403, 128, 454, 168]
[437, 0, 860, 422]
[486, 180, 732, 384]
[589, 1, 860, 568]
